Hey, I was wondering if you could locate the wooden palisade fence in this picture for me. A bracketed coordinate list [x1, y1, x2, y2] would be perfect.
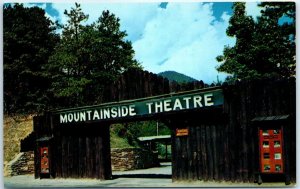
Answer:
[21, 69, 295, 183]
[170, 78, 295, 183]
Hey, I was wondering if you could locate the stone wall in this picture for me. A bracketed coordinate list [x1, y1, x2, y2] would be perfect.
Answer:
[4, 148, 159, 176]
[4, 151, 34, 177]
[111, 148, 159, 171]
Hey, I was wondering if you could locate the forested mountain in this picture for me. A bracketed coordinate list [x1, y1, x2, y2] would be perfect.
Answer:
[158, 71, 197, 83]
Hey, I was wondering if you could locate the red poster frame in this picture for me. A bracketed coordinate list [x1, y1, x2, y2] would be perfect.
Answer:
[258, 126, 284, 174]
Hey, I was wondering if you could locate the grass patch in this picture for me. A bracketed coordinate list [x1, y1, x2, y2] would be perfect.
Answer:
[110, 123, 134, 148]
[110, 131, 133, 148]
[3, 116, 134, 163]
[3, 117, 169, 162]
[3, 115, 34, 164]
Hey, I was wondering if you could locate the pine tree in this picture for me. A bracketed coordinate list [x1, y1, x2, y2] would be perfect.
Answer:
[48, 4, 141, 108]
[47, 3, 91, 107]
[3, 4, 59, 114]
[216, 2, 295, 80]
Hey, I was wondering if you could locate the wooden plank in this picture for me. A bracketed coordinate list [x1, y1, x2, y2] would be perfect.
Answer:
[62, 136, 68, 178]
[216, 124, 224, 181]
[190, 125, 197, 180]
[229, 96, 237, 182]
[68, 136, 73, 177]
[206, 125, 213, 180]
[200, 125, 208, 181]
[171, 127, 177, 181]
[78, 136, 84, 178]
[211, 125, 218, 180]
[96, 136, 102, 179]
[182, 136, 188, 180]
[33, 116, 42, 179]
[196, 125, 202, 180]
[86, 136, 91, 178]
[175, 136, 182, 180]
[104, 125, 112, 179]
[34, 143, 40, 178]
[186, 126, 192, 180]
[242, 87, 249, 182]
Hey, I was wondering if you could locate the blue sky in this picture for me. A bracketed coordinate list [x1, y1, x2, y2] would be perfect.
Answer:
[26, 2, 263, 84]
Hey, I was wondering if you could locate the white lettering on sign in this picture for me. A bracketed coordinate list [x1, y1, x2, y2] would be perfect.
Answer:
[183, 97, 191, 109]
[103, 109, 110, 119]
[121, 106, 128, 117]
[111, 107, 118, 118]
[87, 111, 92, 120]
[193, 95, 203, 108]
[68, 113, 73, 122]
[60, 105, 138, 124]
[129, 105, 137, 116]
[60, 114, 67, 123]
[93, 110, 100, 120]
[74, 113, 80, 122]
[80, 112, 86, 121]
[155, 101, 163, 113]
[146, 103, 153, 114]
[173, 98, 183, 110]
[204, 93, 214, 106]
[59, 91, 219, 124]
[164, 99, 172, 112]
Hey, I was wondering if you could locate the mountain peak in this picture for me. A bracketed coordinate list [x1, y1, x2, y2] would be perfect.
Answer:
[158, 71, 197, 83]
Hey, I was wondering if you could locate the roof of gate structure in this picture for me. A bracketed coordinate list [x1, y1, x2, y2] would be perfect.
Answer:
[53, 86, 224, 124]
[138, 135, 171, 146]
[53, 86, 223, 113]
[138, 135, 171, 142]
[251, 115, 290, 122]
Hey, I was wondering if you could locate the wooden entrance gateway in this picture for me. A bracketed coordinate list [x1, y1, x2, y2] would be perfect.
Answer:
[22, 70, 296, 184]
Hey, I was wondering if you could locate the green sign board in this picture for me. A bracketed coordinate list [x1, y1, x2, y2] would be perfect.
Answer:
[55, 88, 224, 124]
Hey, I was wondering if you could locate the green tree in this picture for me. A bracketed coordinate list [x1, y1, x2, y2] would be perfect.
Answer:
[47, 3, 91, 107]
[3, 4, 59, 114]
[111, 121, 171, 147]
[258, 2, 295, 77]
[86, 10, 141, 104]
[216, 2, 295, 81]
[48, 3, 141, 108]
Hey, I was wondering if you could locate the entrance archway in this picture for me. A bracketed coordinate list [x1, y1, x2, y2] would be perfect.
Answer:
[27, 79, 295, 183]
[32, 87, 224, 180]
[110, 120, 172, 179]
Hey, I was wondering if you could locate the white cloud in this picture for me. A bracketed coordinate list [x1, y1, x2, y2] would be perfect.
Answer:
[49, 2, 236, 83]
[245, 2, 263, 21]
[51, 3, 158, 41]
[45, 12, 58, 23]
[133, 3, 235, 83]
[51, 3, 72, 27]
[83, 3, 159, 41]
[25, 3, 47, 9]
[24, 3, 59, 24]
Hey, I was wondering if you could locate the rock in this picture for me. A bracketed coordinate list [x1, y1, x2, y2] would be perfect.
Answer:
[4, 151, 34, 177]
[111, 148, 159, 171]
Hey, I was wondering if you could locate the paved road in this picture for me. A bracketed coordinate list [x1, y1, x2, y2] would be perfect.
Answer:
[3, 163, 291, 188]
[113, 162, 172, 177]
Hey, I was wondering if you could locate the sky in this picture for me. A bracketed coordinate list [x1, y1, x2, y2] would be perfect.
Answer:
[25, 2, 263, 84]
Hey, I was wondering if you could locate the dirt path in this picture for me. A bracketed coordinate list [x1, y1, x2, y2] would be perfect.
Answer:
[3, 163, 291, 188]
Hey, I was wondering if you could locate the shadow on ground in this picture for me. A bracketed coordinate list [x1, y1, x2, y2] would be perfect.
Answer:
[112, 174, 172, 179]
